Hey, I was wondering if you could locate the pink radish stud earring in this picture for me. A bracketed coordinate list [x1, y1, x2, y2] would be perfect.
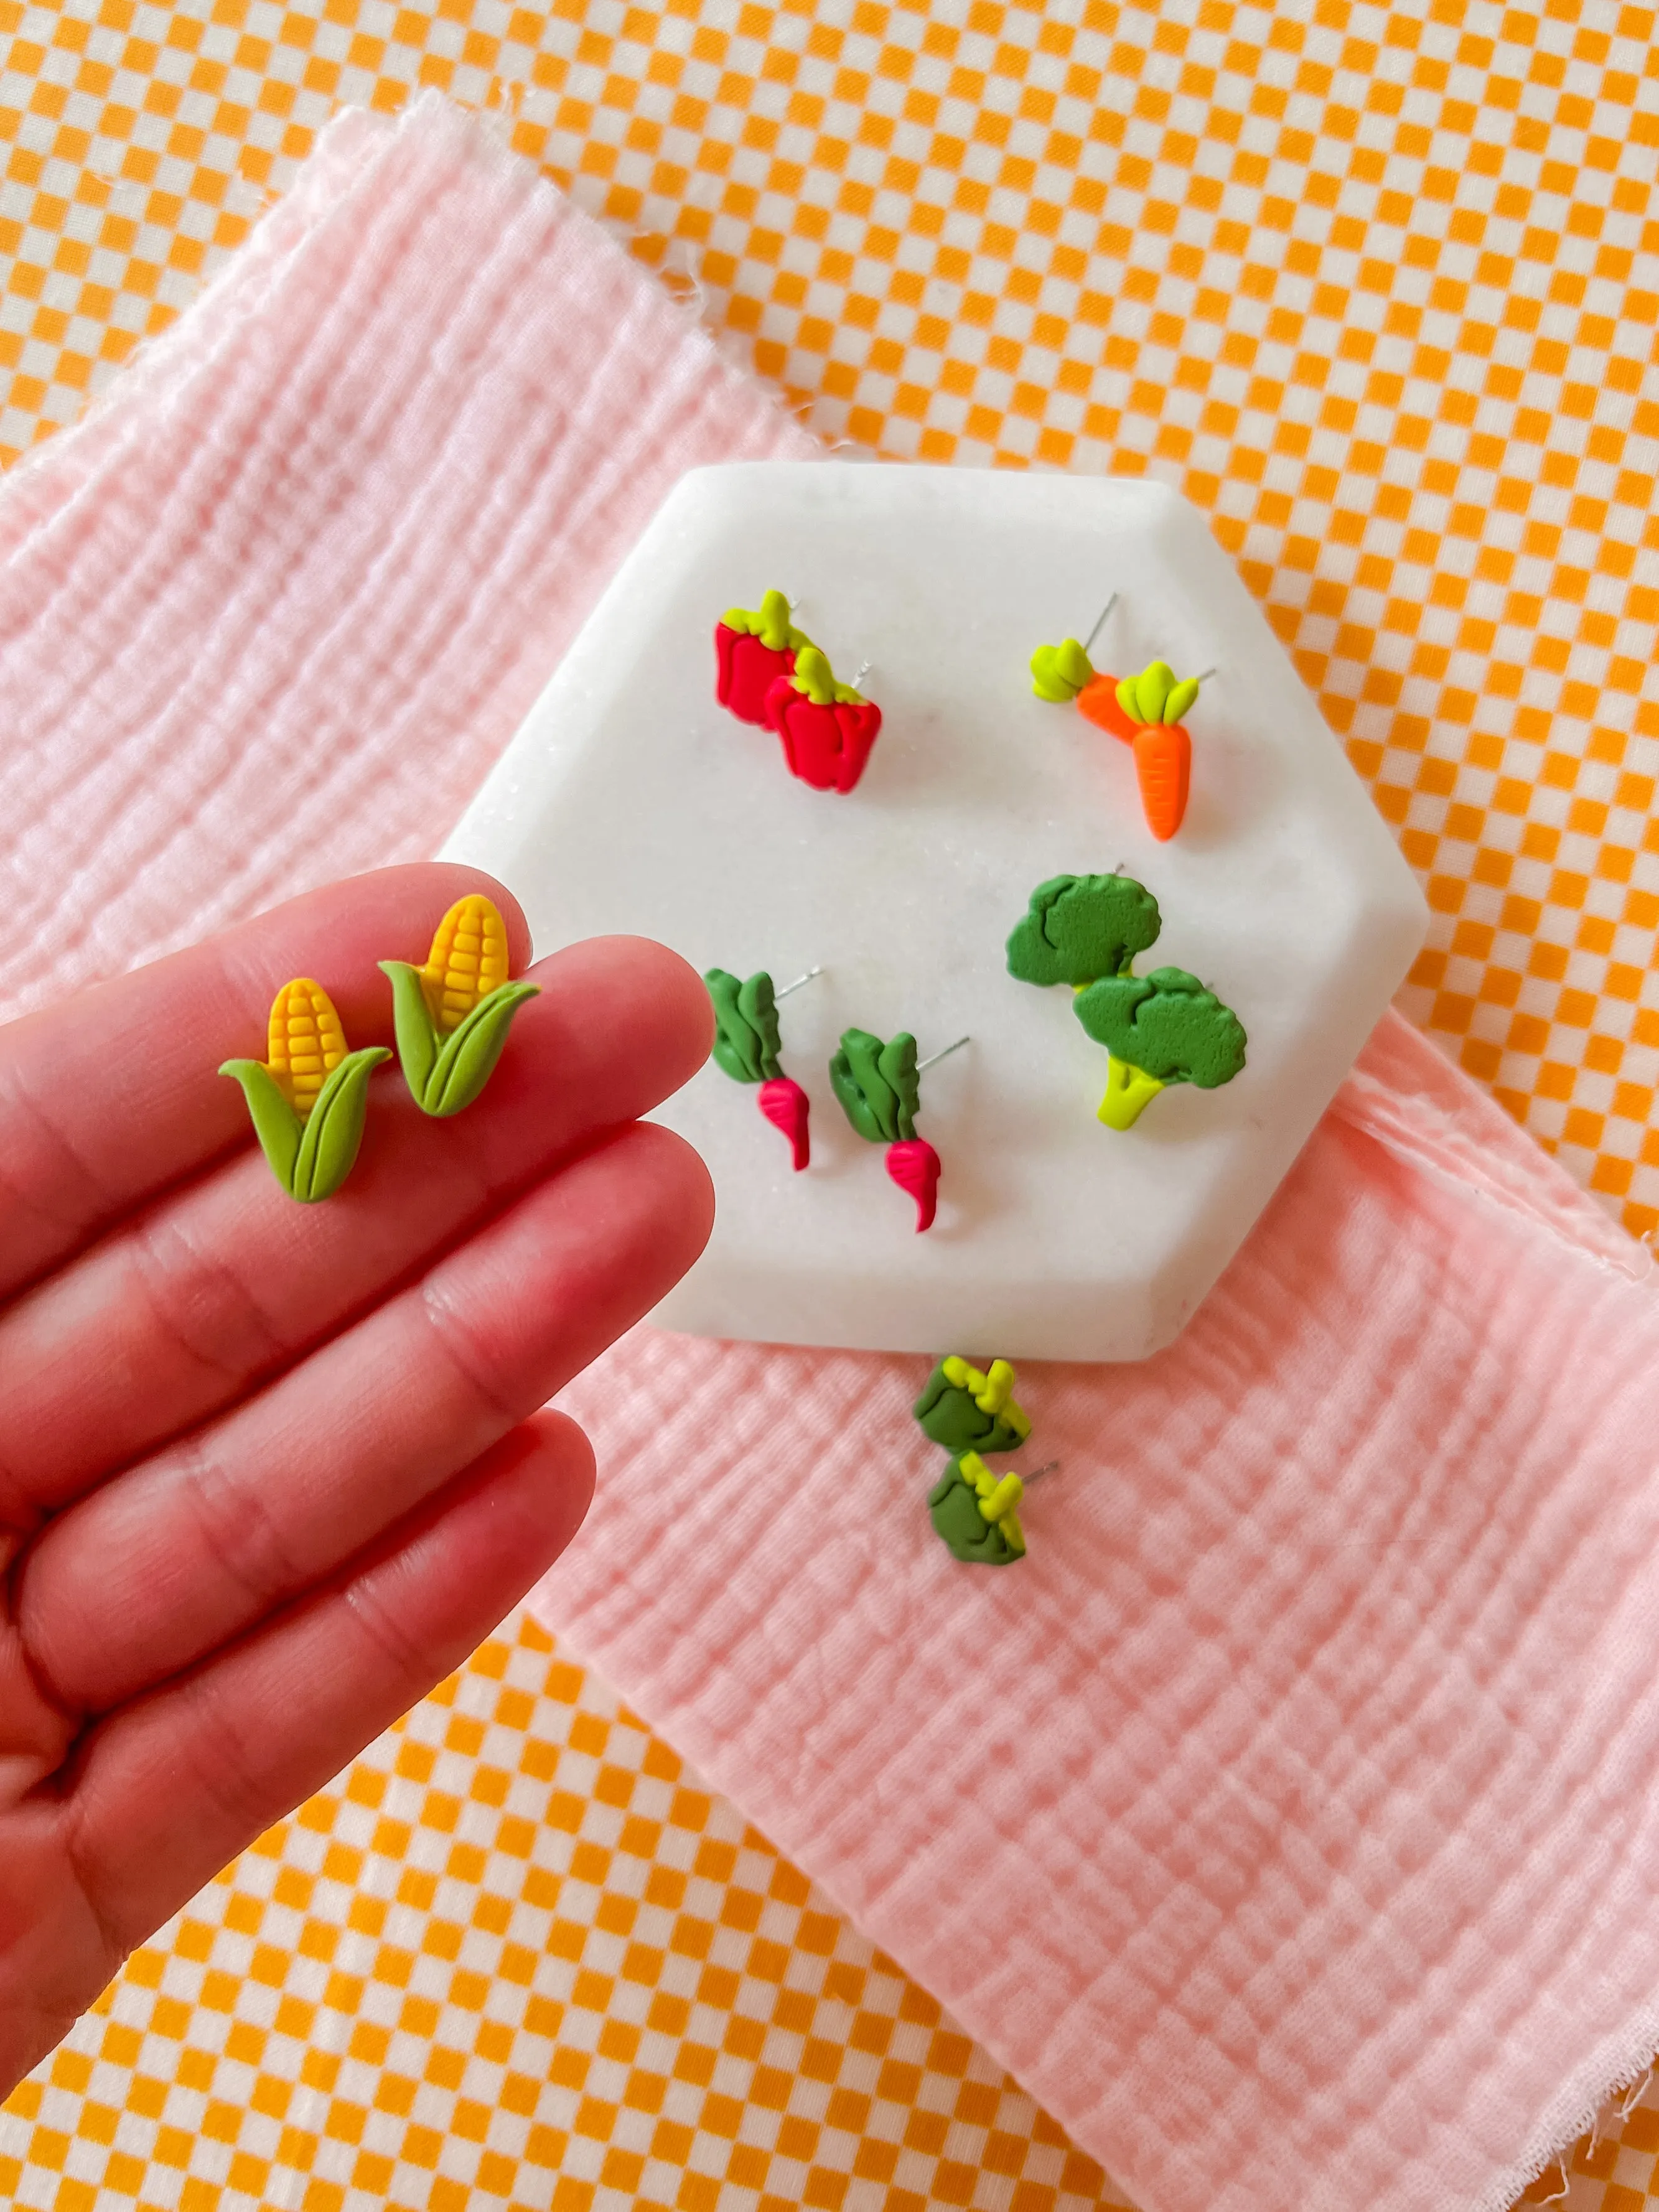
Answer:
[828, 1029, 967, 1231]
[704, 964, 820, 1170]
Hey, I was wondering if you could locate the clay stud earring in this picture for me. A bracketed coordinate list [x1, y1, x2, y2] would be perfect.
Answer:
[1028, 592, 1211, 842]
[913, 1355, 1034, 1564]
[1005, 872, 1246, 1129]
[220, 979, 391, 1203]
[765, 647, 882, 794]
[829, 1028, 966, 1231]
[704, 964, 820, 1170]
[380, 894, 541, 1117]
[715, 588, 811, 727]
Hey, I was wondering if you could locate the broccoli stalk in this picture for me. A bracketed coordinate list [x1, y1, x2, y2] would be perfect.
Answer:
[1074, 967, 1248, 1129]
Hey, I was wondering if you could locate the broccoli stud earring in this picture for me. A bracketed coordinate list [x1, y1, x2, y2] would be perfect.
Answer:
[704, 964, 819, 1170]
[829, 1029, 966, 1231]
[1006, 871, 1246, 1129]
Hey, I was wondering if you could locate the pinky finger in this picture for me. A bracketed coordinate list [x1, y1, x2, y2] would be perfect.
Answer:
[61, 1412, 596, 1956]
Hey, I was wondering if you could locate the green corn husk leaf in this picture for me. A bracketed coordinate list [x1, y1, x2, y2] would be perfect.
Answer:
[419, 981, 541, 1116]
[220, 1059, 302, 1195]
[381, 959, 441, 1101]
[289, 1047, 393, 1199]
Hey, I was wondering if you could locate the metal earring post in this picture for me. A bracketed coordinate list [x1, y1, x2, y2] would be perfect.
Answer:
[916, 1035, 970, 1072]
[1082, 592, 1118, 654]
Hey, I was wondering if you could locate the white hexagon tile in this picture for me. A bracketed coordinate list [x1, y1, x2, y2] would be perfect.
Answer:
[446, 463, 1426, 1361]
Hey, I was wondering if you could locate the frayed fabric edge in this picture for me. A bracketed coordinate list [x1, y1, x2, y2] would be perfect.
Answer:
[1464, 2032, 1659, 2212]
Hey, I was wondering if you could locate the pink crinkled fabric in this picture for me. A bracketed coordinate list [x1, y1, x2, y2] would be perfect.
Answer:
[4, 89, 1658, 2212]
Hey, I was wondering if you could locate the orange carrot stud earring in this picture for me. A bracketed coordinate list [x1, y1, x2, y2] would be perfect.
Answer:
[380, 894, 541, 1116]
[1029, 597, 1208, 842]
[220, 979, 391, 1202]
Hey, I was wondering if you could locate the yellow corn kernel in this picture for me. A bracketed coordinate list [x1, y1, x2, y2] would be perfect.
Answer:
[266, 978, 347, 1122]
[420, 895, 510, 1035]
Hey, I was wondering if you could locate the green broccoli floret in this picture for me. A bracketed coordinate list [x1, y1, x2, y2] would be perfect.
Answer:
[1005, 872, 1162, 989]
[1073, 966, 1247, 1127]
[704, 969, 780, 1084]
[829, 1027, 918, 1142]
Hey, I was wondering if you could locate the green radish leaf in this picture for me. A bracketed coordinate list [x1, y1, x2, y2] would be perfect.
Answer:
[423, 982, 541, 1116]
[706, 968, 762, 1082]
[1164, 676, 1200, 724]
[737, 971, 782, 1081]
[220, 1059, 302, 1195]
[876, 1032, 920, 1142]
[840, 1027, 900, 1141]
[381, 959, 441, 1106]
[291, 1048, 392, 1201]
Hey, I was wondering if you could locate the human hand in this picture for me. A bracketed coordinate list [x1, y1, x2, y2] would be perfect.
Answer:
[0, 865, 713, 2096]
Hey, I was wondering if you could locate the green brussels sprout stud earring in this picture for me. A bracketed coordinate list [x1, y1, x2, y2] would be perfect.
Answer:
[914, 1355, 1055, 1565]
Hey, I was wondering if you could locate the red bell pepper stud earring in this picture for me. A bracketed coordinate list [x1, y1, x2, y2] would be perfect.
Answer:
[765, 646, 882, 794]
[716, 589, 812, 727]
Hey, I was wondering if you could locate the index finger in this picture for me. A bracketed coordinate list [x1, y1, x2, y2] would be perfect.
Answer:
[0, 863, 530, 1302]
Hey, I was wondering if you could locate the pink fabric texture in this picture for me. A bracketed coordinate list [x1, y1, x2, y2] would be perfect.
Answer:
[3, 91, 1658, 2212]
[0, 95, 813, 1022]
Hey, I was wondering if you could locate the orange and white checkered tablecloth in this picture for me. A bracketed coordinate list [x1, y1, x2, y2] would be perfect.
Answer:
[2, 1, 1658, 2205]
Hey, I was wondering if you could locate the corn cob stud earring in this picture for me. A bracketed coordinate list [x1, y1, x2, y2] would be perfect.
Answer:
[380, 894, 541, 1117]
[704, 964, 818, 1170]
[220, 979, 391, 1202]
[829, 1029, 966, 1232]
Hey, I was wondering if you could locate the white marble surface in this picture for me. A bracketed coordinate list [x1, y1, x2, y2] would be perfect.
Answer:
[444, 462, 1427, 1361]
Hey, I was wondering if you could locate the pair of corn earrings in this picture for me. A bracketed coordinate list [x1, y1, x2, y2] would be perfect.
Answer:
[1030, 594, 1213, 844]
[704, 964, 966, 1233]
[220, 896, 540, 1203]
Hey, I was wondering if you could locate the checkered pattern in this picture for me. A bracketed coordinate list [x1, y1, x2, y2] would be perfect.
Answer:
[0, 1617, 1140, 2212]
[3, 0, 1659, 2204]
[4, 0, 1658, 1238]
